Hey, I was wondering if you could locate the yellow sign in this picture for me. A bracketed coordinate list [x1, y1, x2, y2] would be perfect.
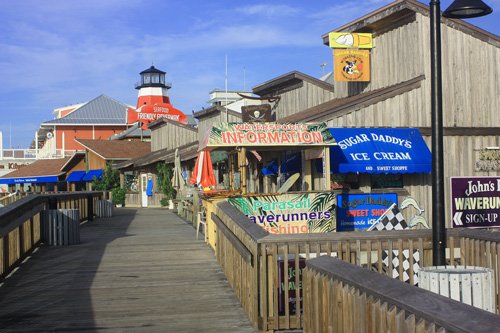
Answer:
[334, 49, 370, 82]
[329, 32, 373, 49]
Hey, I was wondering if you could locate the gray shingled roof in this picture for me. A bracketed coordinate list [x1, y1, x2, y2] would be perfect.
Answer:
[110, 123, 151, 140]
[43, 95, 128, 125]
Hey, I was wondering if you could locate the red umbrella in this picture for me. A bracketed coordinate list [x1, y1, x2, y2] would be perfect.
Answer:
[190, 150, 216, 188]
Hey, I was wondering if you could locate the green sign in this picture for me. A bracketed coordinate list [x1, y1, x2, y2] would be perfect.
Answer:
[228, 192, 337, 234]
[201, 122, 335, 149]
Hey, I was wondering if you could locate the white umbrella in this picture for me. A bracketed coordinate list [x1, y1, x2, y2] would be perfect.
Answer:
[171, 148, 185, 195]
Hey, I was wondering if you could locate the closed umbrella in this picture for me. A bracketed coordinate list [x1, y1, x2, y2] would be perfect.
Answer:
[190, 149, 216, 188]
[171, 148, 185, 194]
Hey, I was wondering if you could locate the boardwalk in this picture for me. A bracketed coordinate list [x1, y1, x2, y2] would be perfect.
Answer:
[0, 208, 257, 333]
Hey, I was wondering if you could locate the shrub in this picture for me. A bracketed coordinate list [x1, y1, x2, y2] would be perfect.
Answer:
[111, 187, 127, 206]
[156, 163, 176, 200]
[93, 163, 120, 191]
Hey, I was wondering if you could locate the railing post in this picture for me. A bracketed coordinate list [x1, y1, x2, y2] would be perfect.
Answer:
[2, 234, 9, 276]
[18, 224, 25, 257]
[87, 194, 94, 221]
[48, 196, 57, 210]
[30, 216, 35, 248]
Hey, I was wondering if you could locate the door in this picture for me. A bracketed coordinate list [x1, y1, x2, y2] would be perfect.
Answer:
[141, 173, 148, 207]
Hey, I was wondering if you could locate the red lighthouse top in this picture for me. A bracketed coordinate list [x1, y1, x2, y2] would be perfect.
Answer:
[128, 65, 188, 127]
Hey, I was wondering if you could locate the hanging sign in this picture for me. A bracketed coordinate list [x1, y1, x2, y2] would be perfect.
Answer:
[329, 32, 373, 49]
[451, 176, 500, 228]
[242, 104, 272, 122]
[334, 49, 370, 82]
[475, 148, 500, 172]
[201, 122, 335, 149]
[127, 103, 188, 128]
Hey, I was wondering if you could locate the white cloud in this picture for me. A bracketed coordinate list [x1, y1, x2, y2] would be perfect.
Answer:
[308, 1, 391, 29]
[235, 4, 299, 17]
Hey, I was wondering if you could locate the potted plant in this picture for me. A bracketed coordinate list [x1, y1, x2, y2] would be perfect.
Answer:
[111, 187, 126, 207]
[157, 163, 176, 209]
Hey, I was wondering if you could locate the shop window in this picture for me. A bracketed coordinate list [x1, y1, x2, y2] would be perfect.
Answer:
[371, 174, 403, 189]
[125, 172, 138, 192]
[331, 173, 359, 190]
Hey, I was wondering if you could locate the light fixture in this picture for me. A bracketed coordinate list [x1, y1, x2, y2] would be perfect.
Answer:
[443, 0, 493, 19]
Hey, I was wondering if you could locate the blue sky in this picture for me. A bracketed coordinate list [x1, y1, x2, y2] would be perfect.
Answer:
[0, 0, 498, 148]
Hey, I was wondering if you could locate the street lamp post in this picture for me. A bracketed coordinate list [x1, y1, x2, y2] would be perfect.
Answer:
[429, 0, 493, 266]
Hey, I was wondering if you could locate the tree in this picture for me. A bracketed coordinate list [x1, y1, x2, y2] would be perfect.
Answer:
[92, 163, 120, 191]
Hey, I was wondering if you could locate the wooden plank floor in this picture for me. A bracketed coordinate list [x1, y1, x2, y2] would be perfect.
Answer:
[0, 208, 258, 333]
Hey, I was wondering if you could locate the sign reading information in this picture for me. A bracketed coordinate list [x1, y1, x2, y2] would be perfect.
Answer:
[201, 122, 335, 149]
[451, 176, 500, 228]
[228, 192, 336, 234]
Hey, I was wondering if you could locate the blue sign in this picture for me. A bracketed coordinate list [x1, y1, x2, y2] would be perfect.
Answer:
[0, 175, 59, 185]
[329, 128, 432, 174]
[336, 193, 398, 231]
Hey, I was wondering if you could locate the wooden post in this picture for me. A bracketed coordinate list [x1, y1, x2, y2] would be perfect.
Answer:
[48, 197, 57, 210]
[3, 233, 10, 274]
[302, 151, 312, 191]
[18, 224, 25, 257]
[324, 147, 331, 191]
[240, 147, 247, 194]
[120, 173, 125, 188]
[230, 152, 235, 190]
[87, 194, 94, 221]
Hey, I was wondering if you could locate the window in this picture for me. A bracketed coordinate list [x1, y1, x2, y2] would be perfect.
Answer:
[371, 174, 403, 189]
[331, 173, 359, 190]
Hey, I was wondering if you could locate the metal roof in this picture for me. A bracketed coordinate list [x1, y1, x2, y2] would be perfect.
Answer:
[115, 141, 198, 170]
[110, 123, 151, 140]
[140, 65, 166, 75]
[43, 95, 128, 125]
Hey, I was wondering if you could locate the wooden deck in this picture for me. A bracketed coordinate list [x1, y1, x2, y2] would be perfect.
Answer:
[0, 208, 257, 332]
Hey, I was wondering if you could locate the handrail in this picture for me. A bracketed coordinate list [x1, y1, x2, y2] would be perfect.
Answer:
[0, 191, 103, 280]
[216, 201, 268, 241]
[0, 192, 102, 237]
[0, 191, 19, 203]
[211, 213, 253, 265]
[0, 195, 47, 237]
[447, 227, 500, 242]
[212, 200, 500, 331]
[305, 256, 500, 333]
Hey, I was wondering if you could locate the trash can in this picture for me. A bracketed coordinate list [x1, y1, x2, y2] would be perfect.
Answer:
[419, 265, 495, 313]
[96, 199, 113, 217]
[42, 209, 80, 246]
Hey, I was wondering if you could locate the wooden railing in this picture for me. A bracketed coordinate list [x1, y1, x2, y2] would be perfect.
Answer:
[0, 192, 28, 207]
[212, 201, 500, 332]
[303, 256, 500, 333]
[0, 192, 102, 280]
[124, 192, 166, 207]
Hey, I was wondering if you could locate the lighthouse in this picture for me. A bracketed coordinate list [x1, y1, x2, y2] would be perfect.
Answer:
[128, 65, 187, 127]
